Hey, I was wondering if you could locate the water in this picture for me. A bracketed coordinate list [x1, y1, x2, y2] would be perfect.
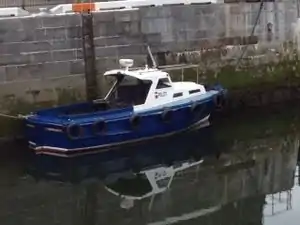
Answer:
[1, 108, 300, 225]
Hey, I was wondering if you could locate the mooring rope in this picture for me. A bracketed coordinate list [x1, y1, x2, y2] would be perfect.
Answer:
[235, 0, 264, 68]
[0, 113, 29, 120]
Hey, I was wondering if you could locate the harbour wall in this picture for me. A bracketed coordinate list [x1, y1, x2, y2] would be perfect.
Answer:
[0, 2, 299, 137]
[0, 2, 299, 112]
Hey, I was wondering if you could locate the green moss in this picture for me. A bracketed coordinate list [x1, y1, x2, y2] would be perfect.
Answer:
[0, 88, 85, 138]
[169, 56, 300, 89]
[0, 117, 23, 137]
[56, 88, 84, 105]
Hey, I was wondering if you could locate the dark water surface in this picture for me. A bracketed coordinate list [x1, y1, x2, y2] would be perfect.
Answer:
[1, 108, 300, 225]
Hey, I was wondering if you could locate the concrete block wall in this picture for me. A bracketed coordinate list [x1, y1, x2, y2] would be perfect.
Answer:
[0, 14, 86, 107]
[0, 2, 298, 109]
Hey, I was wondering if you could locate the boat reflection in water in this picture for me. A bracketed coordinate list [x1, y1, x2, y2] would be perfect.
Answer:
[26, 123, 300, 225]
[28, 121, 218, 183]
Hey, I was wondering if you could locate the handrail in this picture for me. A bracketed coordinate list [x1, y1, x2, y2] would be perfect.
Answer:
[50, 0, 216, 14]
[0, 7, 30, 17]
[0, 0, 217, 17]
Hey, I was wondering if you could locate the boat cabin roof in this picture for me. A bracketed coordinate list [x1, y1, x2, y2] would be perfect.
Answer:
[103, 68, 170, 81]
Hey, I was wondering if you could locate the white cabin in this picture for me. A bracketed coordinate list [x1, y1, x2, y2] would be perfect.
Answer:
[103, 59, 207, 112]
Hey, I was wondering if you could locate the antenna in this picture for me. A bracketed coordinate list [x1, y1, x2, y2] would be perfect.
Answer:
[147, 45, 158, 69]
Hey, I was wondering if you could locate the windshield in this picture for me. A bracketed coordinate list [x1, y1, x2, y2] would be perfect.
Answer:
[106, 75, 152, 106]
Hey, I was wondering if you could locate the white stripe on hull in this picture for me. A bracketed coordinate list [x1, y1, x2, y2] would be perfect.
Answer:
[30, 115, 210, 157]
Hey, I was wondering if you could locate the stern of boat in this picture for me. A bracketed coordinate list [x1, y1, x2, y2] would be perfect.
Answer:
[205, 84, 227, 110]
[24, 116, 69, 155]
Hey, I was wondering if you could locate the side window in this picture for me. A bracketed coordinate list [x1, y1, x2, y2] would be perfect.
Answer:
[156, 78, 171, 89]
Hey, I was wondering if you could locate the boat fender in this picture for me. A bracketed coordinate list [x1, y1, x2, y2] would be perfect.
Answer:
[214, 94, 225, 109]
[191, 102, 206, 117]
[92, 119, 106, 135]
[190, 102, 201, 114]
[130, 115, 140, 129]
[161, 108, 172, 123]
[66, 123, 83, 139]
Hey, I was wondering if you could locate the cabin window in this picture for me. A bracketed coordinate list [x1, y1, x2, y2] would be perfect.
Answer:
[156, 78, 172, 89]
[189, 89, 200, 94]
[173, 92, 183, 98]
[106, 75, 152, 106]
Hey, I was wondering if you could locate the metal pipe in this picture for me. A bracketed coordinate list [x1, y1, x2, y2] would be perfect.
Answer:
[147, 46, 157, 69]
[297, 0, 300, 18]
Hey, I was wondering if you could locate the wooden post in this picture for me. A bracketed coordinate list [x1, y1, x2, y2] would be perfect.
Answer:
[196, 67, 199, 84]
[298, 165, 300, 186]
[81, 12, 98, 101]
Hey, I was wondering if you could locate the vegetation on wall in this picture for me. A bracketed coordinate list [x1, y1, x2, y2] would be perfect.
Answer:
[168, 42, 300, 89]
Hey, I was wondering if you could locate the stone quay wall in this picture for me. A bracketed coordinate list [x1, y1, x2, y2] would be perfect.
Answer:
[0, 2, 298, 112]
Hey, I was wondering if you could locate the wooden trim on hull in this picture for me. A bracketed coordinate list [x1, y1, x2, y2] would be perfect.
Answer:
[31, 116, 210, 158]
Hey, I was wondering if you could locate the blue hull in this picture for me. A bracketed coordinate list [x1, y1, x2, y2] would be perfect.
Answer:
[27, 125, 218, 183]
[25, 88, 225, 157]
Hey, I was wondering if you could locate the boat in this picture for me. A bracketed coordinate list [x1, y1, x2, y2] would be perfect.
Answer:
[27, 124, 219, 182]
[24, 58, 226, 157]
